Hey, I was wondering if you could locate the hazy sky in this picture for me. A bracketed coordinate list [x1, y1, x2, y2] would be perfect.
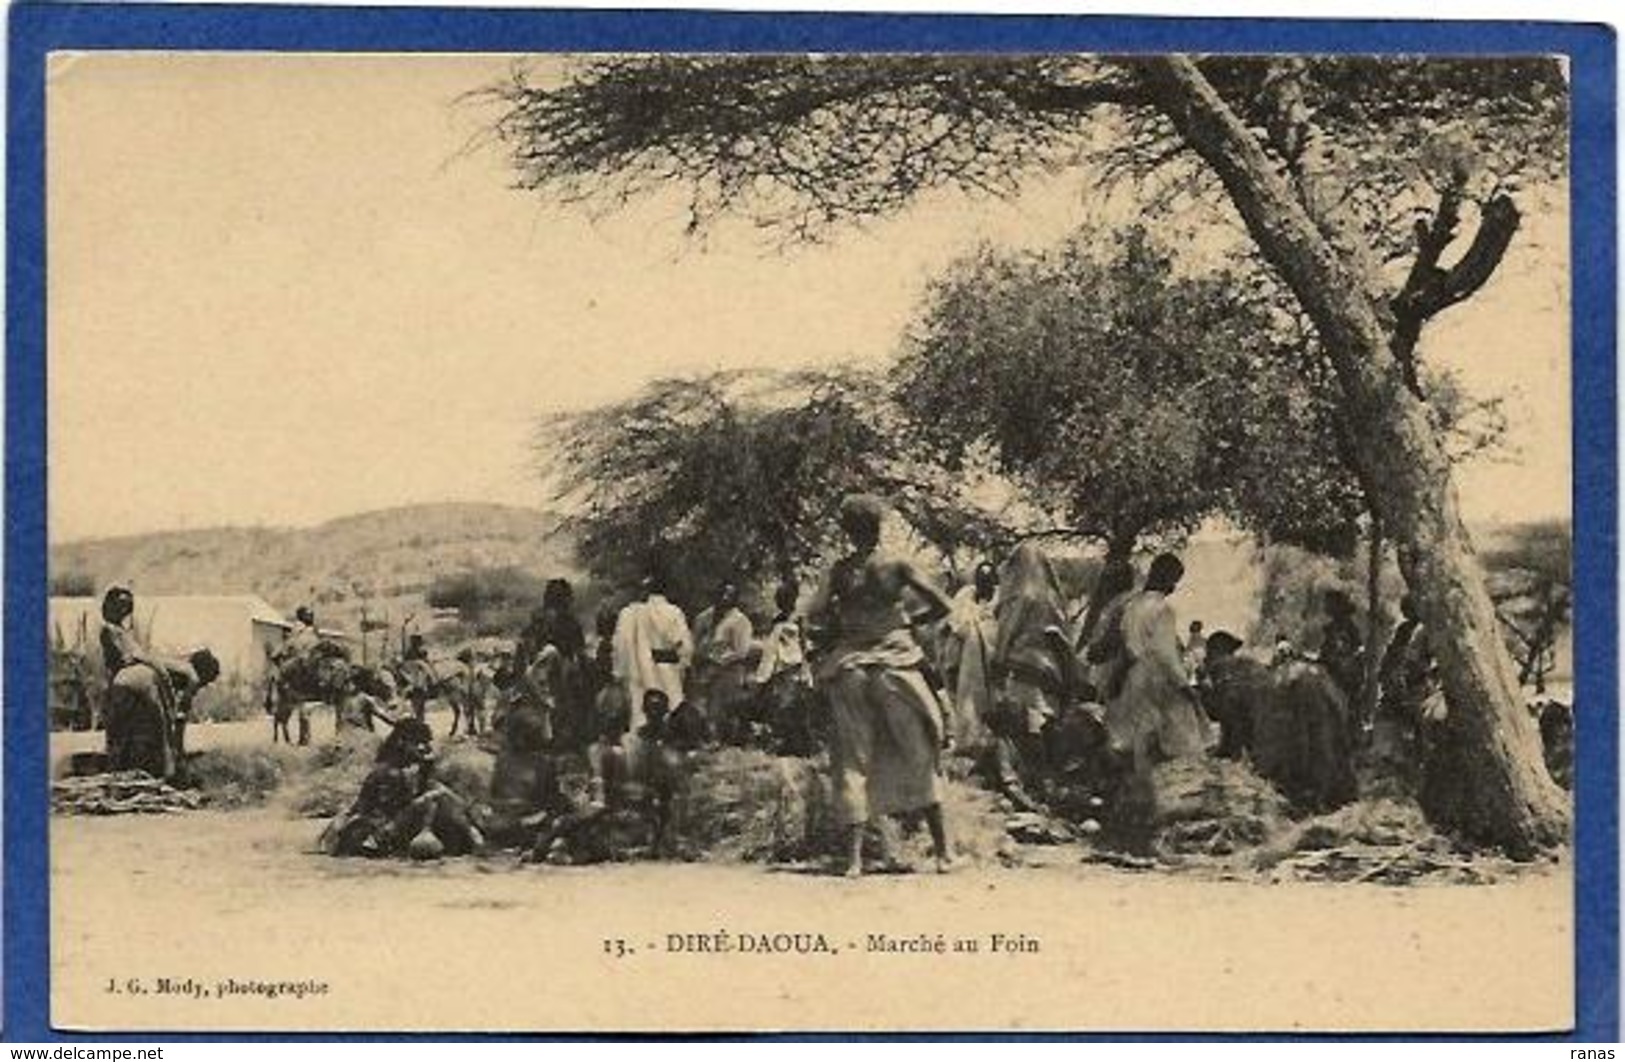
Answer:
[47, 52, 1571, 542]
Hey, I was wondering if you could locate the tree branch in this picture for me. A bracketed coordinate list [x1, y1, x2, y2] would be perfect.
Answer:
[1389, 189, 1520, 390]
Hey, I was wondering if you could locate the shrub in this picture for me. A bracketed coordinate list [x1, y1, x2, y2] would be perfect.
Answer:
[50, 571, 97, 597]
[426, 566, 549, 629]
[186, 746, 297, 808]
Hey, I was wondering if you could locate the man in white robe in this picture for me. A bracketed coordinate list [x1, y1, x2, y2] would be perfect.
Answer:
[612, 574, 694, 737]
[1104, 553, 1208, 765]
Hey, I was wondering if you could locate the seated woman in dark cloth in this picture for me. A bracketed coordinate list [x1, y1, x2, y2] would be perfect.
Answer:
[321, 719, 483, 859]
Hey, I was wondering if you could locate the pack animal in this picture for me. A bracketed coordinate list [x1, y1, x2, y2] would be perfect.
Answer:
[268, 639, 352, 745]
[393, 654, 489, 737]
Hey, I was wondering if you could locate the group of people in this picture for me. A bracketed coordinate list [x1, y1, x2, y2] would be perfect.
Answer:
[323, 490, 1409, 870]
[94, 586, 221, 781]
[84, 487, 1472, 871]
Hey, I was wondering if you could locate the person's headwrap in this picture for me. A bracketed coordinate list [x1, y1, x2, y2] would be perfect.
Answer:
[994, 541, 1070, 685]
[838, 493, 886, 541]
[1146, 553, 1185, 592]
[101, 586, 135, 624]
[543, 578, 574, 612]
[1205, 630, 1245, 658]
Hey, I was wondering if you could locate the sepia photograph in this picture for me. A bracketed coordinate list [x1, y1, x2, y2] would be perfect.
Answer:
[34, 33, 1597, 1035]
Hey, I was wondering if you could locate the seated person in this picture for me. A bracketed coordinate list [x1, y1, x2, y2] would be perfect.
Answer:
[483, 703, 574, 850]
[321, 719, 483, 859]
[1200, 631, 1265, 760]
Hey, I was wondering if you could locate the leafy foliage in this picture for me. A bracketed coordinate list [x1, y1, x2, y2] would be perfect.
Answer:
[542, 369, 913, 604]
[481, 55, 1564, 250]
[1482, 520, 1573, 690]
[426, 565, 549, 612]
[483, 51, 1542, 554]
[49, 570, 97, 597]
[894, 226, 1367, 555]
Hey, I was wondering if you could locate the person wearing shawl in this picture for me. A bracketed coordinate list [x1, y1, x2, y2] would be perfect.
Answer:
[98, 586, 160, 684]
[515, 579, 589, 749]
[705, 582, 758, 745]
[988, 542, 1078, 800]
[1103, 553, 1208, 767]
[99, 586, 182, 777]
[806, 494, 955, 877]
[1082, 558, 1139, 701]
[943, 561, 999, 750]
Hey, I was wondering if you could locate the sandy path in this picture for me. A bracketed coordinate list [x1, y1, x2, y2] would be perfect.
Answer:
[52, 795, 1573, 1034]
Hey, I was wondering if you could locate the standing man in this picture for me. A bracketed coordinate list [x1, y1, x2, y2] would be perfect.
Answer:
[806, 494, 956, 877]
[1316, 590, 1366, 721]
[612, 565, 694, 743]
[1107, 555, 1207, 763]
[706, 582, 756, 744]
[1101, 553, 1207, 851]
[1374, 593, 1439, 776]
[756, 581, 814, 754]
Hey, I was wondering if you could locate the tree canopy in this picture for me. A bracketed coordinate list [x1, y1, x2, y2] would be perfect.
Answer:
[894, 225, 1368, 558]
[1483, 520, 1574, 691]
[538, 367, 1010, 605]
[483, 55, 1565, 251]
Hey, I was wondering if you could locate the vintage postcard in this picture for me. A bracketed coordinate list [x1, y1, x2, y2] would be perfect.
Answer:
[17, 12, 1614, 1038]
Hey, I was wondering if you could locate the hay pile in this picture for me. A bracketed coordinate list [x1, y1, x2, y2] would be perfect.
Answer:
[433, 739, 495, 806]
[291, 734, 497, 825]
[1258, 796, 1499, 885]
[184, 747, 297, 808]
[288, 730, 383, 818]
[53, 772, 202, 815]
[679, 747, 1016, 866]
[680, 747, 833, 862]
[1145, 758, 1293, 860]
[532, 808, 656, 866]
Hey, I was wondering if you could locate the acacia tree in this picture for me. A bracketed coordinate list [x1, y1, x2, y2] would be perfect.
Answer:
[541, 367, 1009, 607]
[896, 226, 1367, 569]
[483, 53, 1568, 853]
[1483, 521, 1574, 694]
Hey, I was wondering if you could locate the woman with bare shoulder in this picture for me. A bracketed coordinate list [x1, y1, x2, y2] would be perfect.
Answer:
[805, 494, 956, 877]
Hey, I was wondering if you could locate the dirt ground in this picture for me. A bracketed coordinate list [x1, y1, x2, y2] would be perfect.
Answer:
[50, 716, 1575, 1035]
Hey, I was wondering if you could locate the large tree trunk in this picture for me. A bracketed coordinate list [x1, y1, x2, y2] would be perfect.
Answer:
[1137, 56, 1568, 857]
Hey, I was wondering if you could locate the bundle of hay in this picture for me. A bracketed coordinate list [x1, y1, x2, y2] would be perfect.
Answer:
[53, 771, 202, 815]
[433, 739, 495, 805]
[54, 751, 110, 780]
[185, 747, 298, 808]
[1147, 757, 1293, 860]
[1259, 796, 1490, 885]
[937, 777, 1027, 863]
[533, 807, 654, 866]
[679, 747, 1015, 866]
[288, 730, 383, 818]
[681, 746, 832, 862]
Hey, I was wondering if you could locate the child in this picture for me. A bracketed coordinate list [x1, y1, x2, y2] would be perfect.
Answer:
[635, 689, 686, 856]
[589, 677, 632, 811]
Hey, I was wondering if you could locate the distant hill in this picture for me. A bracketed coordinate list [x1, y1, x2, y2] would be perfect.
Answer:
[50, 503, 581, 634]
